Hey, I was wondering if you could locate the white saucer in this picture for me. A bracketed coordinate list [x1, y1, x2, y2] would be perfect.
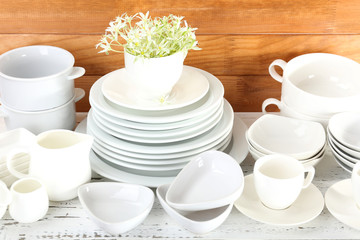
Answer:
[325, 179, 360, 230]
[89, 66, 224, 124]
[102, 67, 209, 111]
[75, 114, 249, 187]
[234, 174, 324, 226]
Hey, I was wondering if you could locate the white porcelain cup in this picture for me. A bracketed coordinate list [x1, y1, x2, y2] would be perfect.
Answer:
[262, 98, 329, 127]
[9, 177, 48, 223]
[124, 51, 186, 99]
[254, 154, 315, 210]
[269, 53, 360, 116]
[0, 88, 85, 134]
[6, 129, 93, 201]
[0, 45, 85, 111]
[351, 161, 360, 209]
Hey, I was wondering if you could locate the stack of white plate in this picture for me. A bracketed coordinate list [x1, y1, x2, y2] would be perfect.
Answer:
[85, 66, 246, 187]
[328, 112, 360, 173]
[245, 114, 327, 167]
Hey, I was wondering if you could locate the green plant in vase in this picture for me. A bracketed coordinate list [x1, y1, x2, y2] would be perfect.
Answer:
[96, 12, 200, 102]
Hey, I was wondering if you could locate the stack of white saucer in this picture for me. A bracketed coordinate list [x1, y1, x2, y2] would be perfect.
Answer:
[86, 66, 234, 186]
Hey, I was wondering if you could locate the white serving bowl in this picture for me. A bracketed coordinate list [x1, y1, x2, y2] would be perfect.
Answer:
[166, 151, 244, 211]
[247, 114, 326, 160]
[157, 184, 233, 235]
[262, 98, 329, 127]
[78, 182, 154, 235]
[328, 112, 360, 152]
[269, 53, 360, 116]
[0, 45, 85, 111]
[0, 88, 84, 134]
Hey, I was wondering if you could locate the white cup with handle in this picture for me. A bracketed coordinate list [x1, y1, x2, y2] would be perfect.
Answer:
[269, 53, 360, 116]
[254, 154, 315, 210]
[0, 45, 85, 111]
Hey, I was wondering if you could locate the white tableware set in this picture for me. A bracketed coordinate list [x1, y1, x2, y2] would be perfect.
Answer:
[327, 111, 360, 173]
[0, 45, 85, 134]
[0, 127, 93, 223]
[235, 154, 324, 226]
[156, 151, 244, 234]
[263, 53, 360, 127]
[85, 65, 238, 187]
[78, 182, 154, 235]
[245, 114, 326, 167]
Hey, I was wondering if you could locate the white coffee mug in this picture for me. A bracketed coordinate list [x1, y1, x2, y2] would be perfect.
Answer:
[254, 154, 315, 210]
[6, 129, 93, 201]
[269, 53, 360, 116]
[0, 45, 85, 111]
[9, 177, 49, 223]
[351, 161, 360, 209]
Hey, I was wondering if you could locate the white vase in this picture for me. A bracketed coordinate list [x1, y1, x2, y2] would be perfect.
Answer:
[124, 51, 187, 100]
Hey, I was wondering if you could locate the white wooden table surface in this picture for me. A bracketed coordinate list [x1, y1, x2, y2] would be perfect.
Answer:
[0, 112, 358, 240]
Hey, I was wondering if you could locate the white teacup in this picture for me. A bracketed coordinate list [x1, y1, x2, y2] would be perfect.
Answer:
[269, 53, 360, 116]
[6, 129, 93, 201]
[0, 45, 85, 111]
[9, 177, 49, 223]
[254, 154, 315, 210]
[351, 161, 360, 209]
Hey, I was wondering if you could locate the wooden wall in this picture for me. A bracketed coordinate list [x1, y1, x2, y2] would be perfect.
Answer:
[1, 0, 360, 112]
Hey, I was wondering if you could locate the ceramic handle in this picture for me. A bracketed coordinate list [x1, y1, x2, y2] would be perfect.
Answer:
[262, 98, 282, 114]
[6, 149, 31, 179]
[302, 166, 315, 189]
[269, 59, 287, 83]
[67, 67, 85, 80]
[74, 88, 85, 103]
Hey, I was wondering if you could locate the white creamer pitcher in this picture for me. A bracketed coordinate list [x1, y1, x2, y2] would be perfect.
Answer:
[6, 129, 93, 201]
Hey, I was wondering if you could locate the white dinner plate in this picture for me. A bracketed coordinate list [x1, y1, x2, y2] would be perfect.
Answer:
[325, 179, 360, 230]
[86, 99, 234, 155]
[234, 174, 324, 226]
[102, 67, 209, 111]
[76, 114, 249, 187]
[89, 66, 224, 124]
[91, 100, 223, 140]
[91, 98, 222, 131]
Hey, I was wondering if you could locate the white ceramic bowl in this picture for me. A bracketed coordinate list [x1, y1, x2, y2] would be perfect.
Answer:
[262, 98, 329, 127]
[157, 184, 233, 235]
[78, 182, 154, 235]
[0, 45, 85, 111]
[166, 151, 244, 211]
[328, 129, 360, 159]
[0, 88, 84, 134]
[269, 53, 360, 116]
[328, 112, 360, 152]
[247, 114, 326, 160]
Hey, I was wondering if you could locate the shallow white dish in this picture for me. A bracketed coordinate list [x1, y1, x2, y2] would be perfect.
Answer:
[328, 112, 360, 152]
[75, 114, 249, 187]
[234, 174, 324, 226]
[102, 67, 209, 111]
[89, 66, 224, 124]
[91, 100, 223, 140]
[87, 99, 233, 155]
[157, 184, 232, 235]
[325, 179, 360, 230]
[328, 129, 360, 159]
[166, 151, 244, 211]
[90, 103, 223, 143]
[333, 155, 352, 173]
[328, 137, 358, 164]
[78, 182, 154, 235]
[247, 114, 326, 160]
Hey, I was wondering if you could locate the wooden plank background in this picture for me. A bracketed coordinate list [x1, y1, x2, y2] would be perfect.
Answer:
[1, 0, 360, 112]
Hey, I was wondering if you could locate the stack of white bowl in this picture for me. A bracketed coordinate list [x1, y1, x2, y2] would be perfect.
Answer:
[262, 53, 360, 127]
[246, 114, 326, 167]
[0, 45, 85, 134]
[86, 66, 234, 185]
[327, 112, 360, 173]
